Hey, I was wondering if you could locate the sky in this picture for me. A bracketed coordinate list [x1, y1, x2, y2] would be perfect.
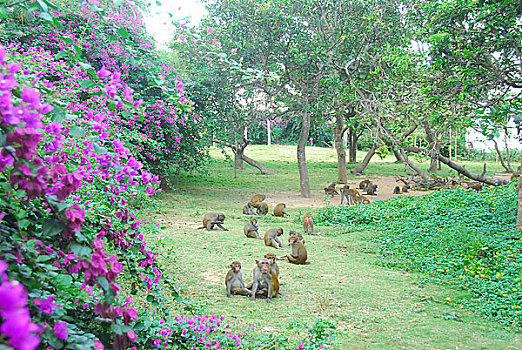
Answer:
[143, 0, 208, 47]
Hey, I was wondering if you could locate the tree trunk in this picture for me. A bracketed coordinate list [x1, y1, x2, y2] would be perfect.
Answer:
[234, 148, 244, 169]
[392, 149, 405, 162]
[348, 127, 358, 163]
[241, 154, 273, 175]
[351, 142, 381, 175]
[406, 145, 509, 186]
[334, 115, 347, 183]
[297, 112, 311, 197]
[493, 138, 514, 173]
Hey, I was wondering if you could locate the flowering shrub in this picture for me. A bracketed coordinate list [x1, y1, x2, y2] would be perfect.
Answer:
[316, 185, 521, 327]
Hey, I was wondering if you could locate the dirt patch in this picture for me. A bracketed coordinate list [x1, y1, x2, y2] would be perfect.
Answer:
[261, 176, 430, 209]
[201, 270, 222, 285]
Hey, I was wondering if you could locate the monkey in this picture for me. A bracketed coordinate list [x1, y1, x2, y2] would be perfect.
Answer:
[242, 202, 256, 215]
[273, 203, 290, 217]
[466, 182, 484, 191]
[286, 236, 309, 265]
[326, 181, 337, 189]
[359, 179, 372, 190]
[323, 187, 339, 196]
[303, 213, 319, 235]
[511, 173, 520, 181]
[243, 217, 261, 239]
[249, 258, 279, 303]
[198, 212, 229, 231]
[340, 186, 359, 205]
[365, 183, 378, 195]
[251, 194, 266, 208]
[393, 186, 401, 194]
[289, 230, 305, 244]
[402, 185, 410, 193]
[225, 261, 252, 298]
[256, 202, 269, 215]
[264, 252, 279, 278]
[264, 228, 284, 249]
[340, 186, 370, 205]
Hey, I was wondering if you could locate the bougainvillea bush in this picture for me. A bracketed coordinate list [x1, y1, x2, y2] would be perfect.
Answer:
[316, 185, 521, 327]
[0, 1, 341, 349]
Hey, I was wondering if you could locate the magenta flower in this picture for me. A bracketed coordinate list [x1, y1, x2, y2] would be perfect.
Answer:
[34, 296, 60, 314]
[54, 322, 68, 340]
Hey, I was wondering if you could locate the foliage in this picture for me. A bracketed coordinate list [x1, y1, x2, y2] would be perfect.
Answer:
[1, 0, 207, 185]
[315, 185, 521, 327]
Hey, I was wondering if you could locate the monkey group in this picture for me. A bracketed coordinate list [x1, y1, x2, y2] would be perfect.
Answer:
[222, 195, 318, 302]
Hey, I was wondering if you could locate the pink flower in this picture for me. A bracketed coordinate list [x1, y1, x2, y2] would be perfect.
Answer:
[54, 322, 68, 340]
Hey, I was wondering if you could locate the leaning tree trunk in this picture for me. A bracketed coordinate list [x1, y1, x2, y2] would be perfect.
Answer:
[334, 115, 347, 183]
[351, 142, 382, 175]
[492, 138, 514, 173]
[392, 149, 405, 162]
[297, 112, 312, 198]
[241, 154, 273, 175]
[406, 145, 509, 186]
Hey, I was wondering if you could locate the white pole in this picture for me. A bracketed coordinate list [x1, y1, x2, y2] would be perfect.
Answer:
[267, 119, 271, 146]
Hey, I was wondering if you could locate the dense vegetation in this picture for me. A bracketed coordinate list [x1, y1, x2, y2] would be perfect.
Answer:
[316, 185, 521, 327]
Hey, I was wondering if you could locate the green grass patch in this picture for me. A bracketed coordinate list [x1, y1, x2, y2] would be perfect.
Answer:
[150, 145, 520, 349]
[316, 184, 522, 327]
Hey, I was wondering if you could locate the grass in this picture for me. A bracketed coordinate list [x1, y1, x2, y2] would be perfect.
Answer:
[145, 145, 520, 349]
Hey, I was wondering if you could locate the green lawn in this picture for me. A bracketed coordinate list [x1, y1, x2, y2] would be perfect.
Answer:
[145, 145, 519, 349]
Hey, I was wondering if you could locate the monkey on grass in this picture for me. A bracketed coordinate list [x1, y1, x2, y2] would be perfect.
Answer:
[198, 212, 229, 231]
[225, 261, 252, 297]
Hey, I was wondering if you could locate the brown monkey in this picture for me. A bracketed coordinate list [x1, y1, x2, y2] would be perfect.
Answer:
[303, 213, 318, 235]
[323, 187, 339, 196]
[286, 236, 309, 265]
[273, 203, 290, 217]
[264, 228, 284, 249]
[243, 217, 261, 239]
[199, 212, 229, 231]
[393, 186, 401, 194]
[242, 202, 256, 215]
[359, 179, 372, 190]
[256, 202, 269, 215]
[225, 261, 252, 297]
[365, 183, 378, 195]
[264, 252, 279, 278]
[356, 194, 371, 205]
[467, 182, 483, 191]
[289, 230, 305, 244]
[402, 185, 410, 193]
[326, 181, 337, 189]
[251, 194, 266, 208]
[249, 258, 279, 303]
[340, 186, 360, 205]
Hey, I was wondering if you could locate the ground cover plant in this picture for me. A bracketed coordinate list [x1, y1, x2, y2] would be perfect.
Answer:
[316, 183, 521, 327]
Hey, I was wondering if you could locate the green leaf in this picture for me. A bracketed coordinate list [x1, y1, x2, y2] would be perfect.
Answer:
[110, 34, 118, 41]
[39, 12, 53, 21]
[36, 0, 49, 12]
[36, 255, 52, 262]
[117, 27, 129, 38]
[80, 80, 94, 88]
[93, 143, 108, 155]
[55, 274, 73, 289]
[70, 243, 92, 257]
[0, 6, 8, 18]
[42, 219, 64, 236]
[55, 51, 68, 60]
[156, 0, 162, 5]
[69, 126, 85, 138]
